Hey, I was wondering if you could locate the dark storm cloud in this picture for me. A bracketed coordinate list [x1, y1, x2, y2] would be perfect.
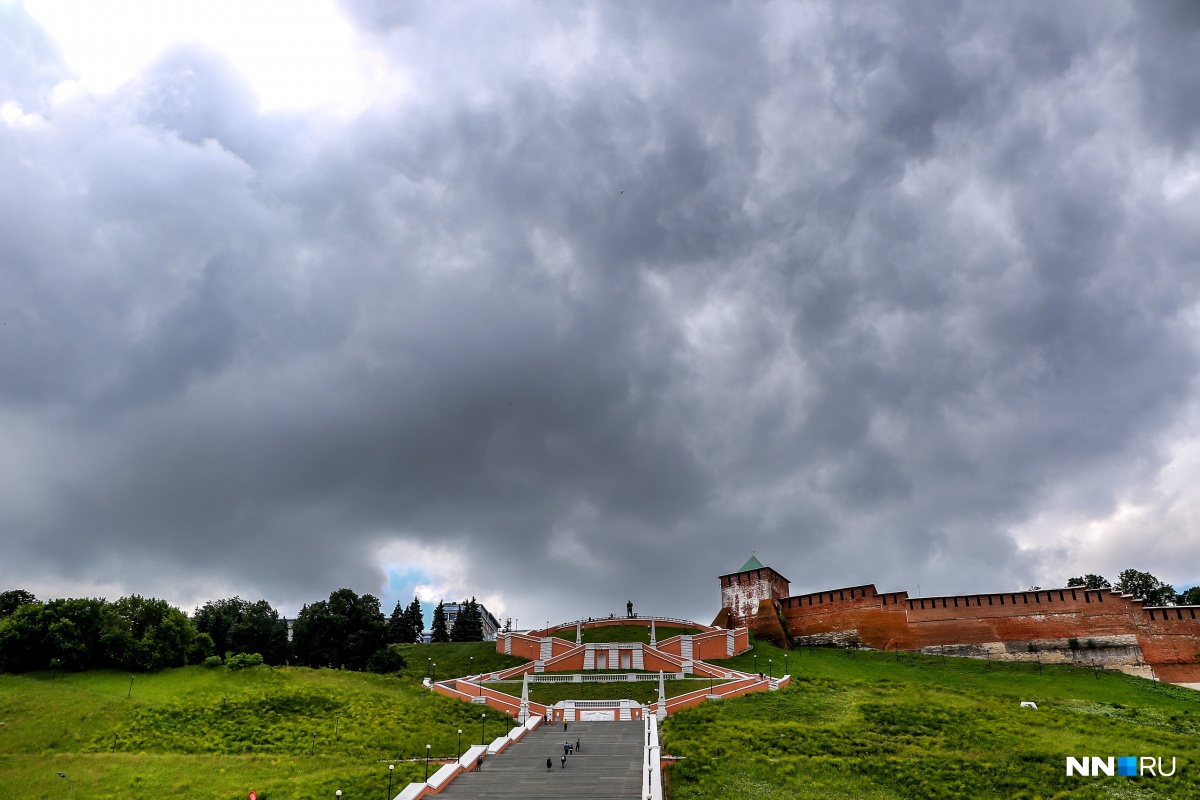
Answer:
[2, 1, 1199, 621]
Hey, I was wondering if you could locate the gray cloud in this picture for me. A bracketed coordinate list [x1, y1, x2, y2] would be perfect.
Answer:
[2, 1, 1199, 622]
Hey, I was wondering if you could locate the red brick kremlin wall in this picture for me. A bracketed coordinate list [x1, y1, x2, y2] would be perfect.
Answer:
[765, 582, 1200, 683]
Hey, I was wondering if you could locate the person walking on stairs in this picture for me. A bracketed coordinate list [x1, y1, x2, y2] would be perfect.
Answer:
[546, 757, 552, 772]
[560, 754, 567, 769]
[576, 738, 581, 753]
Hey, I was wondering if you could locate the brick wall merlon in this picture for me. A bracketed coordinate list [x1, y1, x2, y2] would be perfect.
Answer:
[900, 587, 1139, 613]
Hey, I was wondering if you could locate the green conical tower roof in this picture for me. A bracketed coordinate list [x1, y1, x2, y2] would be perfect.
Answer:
[738, 553, 765, 572]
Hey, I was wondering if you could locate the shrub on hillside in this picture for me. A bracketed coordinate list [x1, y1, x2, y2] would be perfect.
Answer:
[226, 652, 264, 671]
[203, 655, 223, 668]
[366, 646, 406, 674]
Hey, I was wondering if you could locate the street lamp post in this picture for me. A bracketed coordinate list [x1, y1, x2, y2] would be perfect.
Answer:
[427, 657, 431, 678]
[481, 712, 487, 745]
[56, 772, 74, 800]
[753, 653, 758, 675]
[432, 662, 436, 682]
[457, 729, 463, 758]
[784, 653, 788, 676]
[769, 658, 773, 679]
[335, 791, 341, 799]
[425, 744, 431, 781]
[388, 763, 394, 800]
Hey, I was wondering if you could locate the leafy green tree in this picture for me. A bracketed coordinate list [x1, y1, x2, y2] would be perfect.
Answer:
[292, 588, 387, 670]
[430, 601, 449, 643]
[193, 597, 289, 664]
[0, 589, 38, 618]
[0, 603, 52, 672]
[104, 596, 203, 671]
[1114, 569, 1177, 606]
[1067, 574, 1111, 589]
[1179, 586, 1200, 605]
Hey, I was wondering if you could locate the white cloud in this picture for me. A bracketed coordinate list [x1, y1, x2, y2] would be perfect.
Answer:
[22, 0, 404, 112]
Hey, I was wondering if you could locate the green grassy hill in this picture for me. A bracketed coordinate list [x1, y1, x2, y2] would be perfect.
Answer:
[6, 637, 1200, 799]
[662, 640, 1200, 799]
[0, 642, 519, 800]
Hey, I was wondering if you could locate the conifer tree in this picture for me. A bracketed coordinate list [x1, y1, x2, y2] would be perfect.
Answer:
[386, 600, 409, 644]
[451, 597, 484, 642]
[449, 599, 467, 642]
[464, 596, 484, 641]
[404, 597, 424, 643]
[430, 601, 450, 643]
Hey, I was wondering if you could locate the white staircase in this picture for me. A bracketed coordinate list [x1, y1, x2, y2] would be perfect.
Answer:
[539, 638, 553, 660]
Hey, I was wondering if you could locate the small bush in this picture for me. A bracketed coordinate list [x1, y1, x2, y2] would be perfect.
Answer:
[226, 653, 263, 671]
[203, 656, 223, 668]
[367, 646, 406, 674]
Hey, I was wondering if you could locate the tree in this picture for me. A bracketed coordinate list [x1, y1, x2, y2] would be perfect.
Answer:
[451, 598, 484, 642]
[1067, 574, 1111, 589]
[292, 589, 387, 671]
[387, 600, 409, 644]
[192, 597, 289, 665]
[0, 589, 38, 618]
[404, 597, 424, 643]
[104, 595, 203, 671]
[430, 601, 449, 643]
[1179, 586, 1200, 606]
[1114, 569, 1177, 606]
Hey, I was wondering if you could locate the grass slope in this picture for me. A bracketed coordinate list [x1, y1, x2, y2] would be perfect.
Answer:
[662, 640, 1200, 800]
[482, 678, 730, 706]
[551, 624, 706, 644]
[0, 642, 521, 800]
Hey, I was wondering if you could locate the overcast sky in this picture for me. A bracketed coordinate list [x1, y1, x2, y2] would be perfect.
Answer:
[3, 0, 1200, 625]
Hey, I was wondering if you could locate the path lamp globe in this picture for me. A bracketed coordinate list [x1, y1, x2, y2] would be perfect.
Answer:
[481, 712, 487, 744]
[425, 744, 431, 781]
[387, 763, 394, 798]
[335, 791, 341, 799]
[57, 772, 74, 800]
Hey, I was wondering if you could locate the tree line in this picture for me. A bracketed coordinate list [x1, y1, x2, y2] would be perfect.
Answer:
[1066, 568, 1199, 607]
[0, 587, 489, 675]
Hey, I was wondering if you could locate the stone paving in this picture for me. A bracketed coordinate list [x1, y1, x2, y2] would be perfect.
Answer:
[431, 721, 644, 799]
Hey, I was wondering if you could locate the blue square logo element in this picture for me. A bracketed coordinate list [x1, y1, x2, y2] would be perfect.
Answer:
[1117, 757, 1137, 776]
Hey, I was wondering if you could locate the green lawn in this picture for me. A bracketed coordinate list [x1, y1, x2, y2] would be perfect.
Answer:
[9, 636, 1198, 799]
[663, 640, 1200, 799]
[551, 624, 706, 644]
[0, 642, 519, 800]
[482, 678, 729, 705]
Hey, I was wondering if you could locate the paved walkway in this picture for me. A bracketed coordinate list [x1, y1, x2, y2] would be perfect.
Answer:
[433, 721, 644, 799]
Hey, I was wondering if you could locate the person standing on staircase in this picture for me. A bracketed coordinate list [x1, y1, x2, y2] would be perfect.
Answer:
[546, 757, 552, 772]
[576, 738, 581, 753]
[560, 754, 567, 769]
